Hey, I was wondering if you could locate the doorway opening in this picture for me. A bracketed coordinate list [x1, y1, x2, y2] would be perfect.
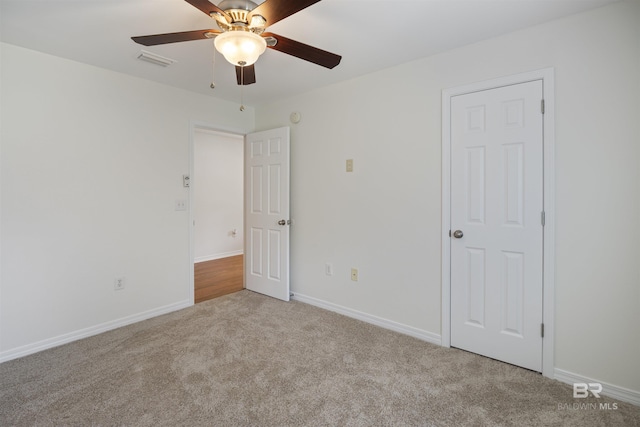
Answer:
[192, 128, 245, 303]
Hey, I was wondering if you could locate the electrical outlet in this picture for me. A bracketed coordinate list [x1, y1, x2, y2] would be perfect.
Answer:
[175, 199, 187, 211]
[346, 159, 354, 173]
[114, 277, 125, 291]
[351, 268, 358, 281]
[325, 263, 333, 276]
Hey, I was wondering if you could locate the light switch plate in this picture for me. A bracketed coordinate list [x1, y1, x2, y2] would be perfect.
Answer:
[325, 263, 333, 276]
[346, 159, 354, 172]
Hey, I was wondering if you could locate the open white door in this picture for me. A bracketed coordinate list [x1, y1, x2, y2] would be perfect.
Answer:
[244, 127, 290, 301]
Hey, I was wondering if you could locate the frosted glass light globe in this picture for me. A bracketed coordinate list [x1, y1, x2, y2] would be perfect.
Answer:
[214, 31, 267, 66]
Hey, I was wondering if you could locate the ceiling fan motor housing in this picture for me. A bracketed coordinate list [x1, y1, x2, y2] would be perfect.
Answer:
[214, 0, 266, 33]
[218, 0, 258, 12]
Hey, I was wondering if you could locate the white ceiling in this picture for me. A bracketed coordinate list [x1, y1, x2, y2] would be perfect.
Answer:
[0, 0, 618, 107]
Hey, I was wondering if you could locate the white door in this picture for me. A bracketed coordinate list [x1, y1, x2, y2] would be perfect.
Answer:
[244, 127, 290, 301]
[450, 81, 544, 371]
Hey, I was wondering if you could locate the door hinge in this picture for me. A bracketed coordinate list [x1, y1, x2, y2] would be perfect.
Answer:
[541, 211, 546, 227]
[541, 323, 545, 338]
[541, 99, 545, 114]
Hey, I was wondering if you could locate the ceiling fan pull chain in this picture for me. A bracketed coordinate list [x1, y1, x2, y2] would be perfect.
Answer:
[239, 62, 246, 112]
[210, 41, 216, 89]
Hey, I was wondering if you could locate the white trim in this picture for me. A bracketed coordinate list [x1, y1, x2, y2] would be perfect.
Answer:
[441, 88, 452, 348]
[441, 68, 556, 378]
[555, 368, 640, 406]
[188, 121, 248, 306]
[194, 250, 244, 264]
[0, 300, 191, 363]
[541, 70, 556, 380]
[292, 293, 441, 346]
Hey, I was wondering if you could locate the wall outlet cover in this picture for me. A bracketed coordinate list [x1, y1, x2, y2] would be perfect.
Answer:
[346, 159, 354, 172]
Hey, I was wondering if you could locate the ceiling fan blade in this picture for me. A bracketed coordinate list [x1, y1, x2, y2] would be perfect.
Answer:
[236, 65, 257, 85]
[184, 0, 231, 20]
[248, 0, 322, 27]
[263, 32, 341, 69]
[131, 29, 220, 46]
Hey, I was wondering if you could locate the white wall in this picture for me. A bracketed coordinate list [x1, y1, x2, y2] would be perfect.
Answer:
[0, 43, 254, 359]
[193, 129, 243, 262]
[255, 1, 640, 394]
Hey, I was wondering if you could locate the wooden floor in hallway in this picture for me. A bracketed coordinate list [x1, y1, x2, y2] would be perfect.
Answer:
[194, 255, 244, 303]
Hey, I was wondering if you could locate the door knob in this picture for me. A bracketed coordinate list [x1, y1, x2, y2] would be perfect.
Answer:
[453, 230, 464, 239]
[278, 219, 286, 226]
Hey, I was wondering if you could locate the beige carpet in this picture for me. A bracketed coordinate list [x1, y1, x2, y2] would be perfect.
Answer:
[1, 290, 638, 426]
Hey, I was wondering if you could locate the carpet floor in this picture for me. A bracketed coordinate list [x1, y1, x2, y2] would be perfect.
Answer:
[1, 290, 638, 426]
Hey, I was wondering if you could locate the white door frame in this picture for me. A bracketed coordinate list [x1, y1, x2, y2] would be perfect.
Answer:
[441, 68, 556, 378]
[188, 121, 248, 306]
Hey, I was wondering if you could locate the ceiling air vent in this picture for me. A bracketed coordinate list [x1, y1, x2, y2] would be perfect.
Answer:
[137, 50, 176, 67]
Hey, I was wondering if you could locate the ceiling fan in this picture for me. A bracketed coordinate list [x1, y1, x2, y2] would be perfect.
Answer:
[131, 0, 341, 86]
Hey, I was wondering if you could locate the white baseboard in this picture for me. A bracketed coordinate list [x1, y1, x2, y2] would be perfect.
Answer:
[0, 300, 192, 364]
[555, 368, 640, 407]
[194, 250, 243, 263]
[291, 292, 441, 346]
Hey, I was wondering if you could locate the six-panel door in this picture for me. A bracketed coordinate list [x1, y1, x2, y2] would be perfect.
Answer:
[450, 81, 544, 372]
[245, 127, 290, 301]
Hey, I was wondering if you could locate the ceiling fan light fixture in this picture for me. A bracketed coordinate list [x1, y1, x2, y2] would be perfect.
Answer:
[214, 31, 267, 67]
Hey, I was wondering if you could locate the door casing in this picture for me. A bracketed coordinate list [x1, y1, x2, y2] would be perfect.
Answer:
[441, 69, 556, 378]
